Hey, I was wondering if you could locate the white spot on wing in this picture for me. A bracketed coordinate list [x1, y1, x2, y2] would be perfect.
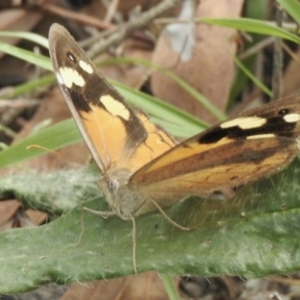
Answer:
[56, 72, 64, 85]
[283, 113, 300, 123]
[100, 94, 130, 120]
[67, 53, 75, 62]
[59, 67, 85, 88]
[79, 60, 93, 74]
[246, 133, 275, 140]
[221, 117, 267, 129]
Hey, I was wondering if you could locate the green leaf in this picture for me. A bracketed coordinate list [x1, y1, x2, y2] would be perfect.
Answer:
[1, 157, 300, 293]
[161, 274, 180, 300]
[0, 31, 49, 48]
[232, 55, 272, 96]
[0, 40, 52, 71]
[0, 119, 81, 169]
[275, 0, 300, 24]
[199, 18, 300, 44]
[3, 74, 56, 99]
[0, 168, 99, 215]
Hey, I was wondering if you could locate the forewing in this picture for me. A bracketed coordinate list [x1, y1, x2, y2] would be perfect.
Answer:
[48, 24, 175, 175]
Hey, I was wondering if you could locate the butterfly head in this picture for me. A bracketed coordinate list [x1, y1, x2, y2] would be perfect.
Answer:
[98, 168, 145, 219]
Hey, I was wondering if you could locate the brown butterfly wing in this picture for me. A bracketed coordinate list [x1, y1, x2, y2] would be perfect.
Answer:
[49, 24, 175, 177]
[130, 96, 300, 209]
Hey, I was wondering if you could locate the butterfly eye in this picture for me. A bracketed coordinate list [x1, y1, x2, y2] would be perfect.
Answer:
[108, 178, 119, 192]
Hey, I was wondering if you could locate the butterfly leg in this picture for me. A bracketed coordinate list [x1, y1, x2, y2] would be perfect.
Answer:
[150, 199, 194, 231]
[83, 207, 116, 218]
[75, 207, 115, 247]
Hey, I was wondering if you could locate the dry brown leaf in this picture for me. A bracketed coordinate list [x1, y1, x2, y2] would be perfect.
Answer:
[151, 0, 244, 123]
[0, 200, 21, 231]
[61, 272, 178, 300]
[97, 39, 153, 90]
[25, 209, 48, 225]
[0, 8, 42, 60]
[282, 48, 300, 96]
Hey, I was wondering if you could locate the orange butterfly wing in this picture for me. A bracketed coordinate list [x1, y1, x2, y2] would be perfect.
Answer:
[49, 24, 175, 180]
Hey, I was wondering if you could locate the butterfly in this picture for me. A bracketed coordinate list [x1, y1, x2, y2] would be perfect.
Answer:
[49, 23, 300, 273]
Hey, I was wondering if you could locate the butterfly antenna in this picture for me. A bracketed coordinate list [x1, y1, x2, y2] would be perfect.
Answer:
[27, 144, 89, 167]
[150, 199, 193, 231]
[27, 144, 60, 155]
